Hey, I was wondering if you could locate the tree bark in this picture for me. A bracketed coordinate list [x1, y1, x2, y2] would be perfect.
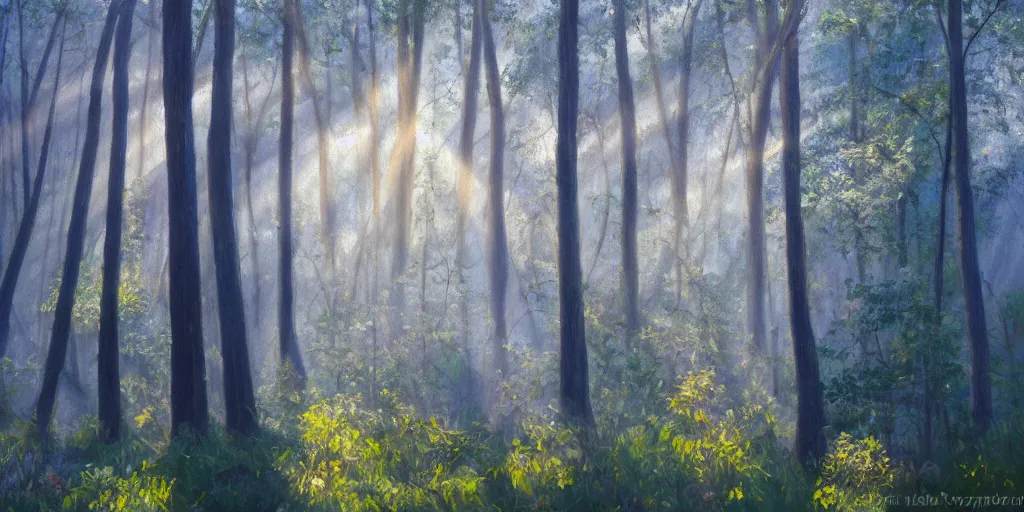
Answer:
[164, 0, 211, 436]
[613, 0, 641, 340]
[779, 8, 824, 463]
[35, 1, 119, 438]
[97, 0, 136, 443]
[947, 0, 992, 435]
[556, 0, 593, 427]
[279, 0, 307, 384]
[479, 0, 509, 376]
[208, 0, 259, 436]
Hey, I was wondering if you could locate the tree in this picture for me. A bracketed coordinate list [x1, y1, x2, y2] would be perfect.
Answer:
[390, 0, 426, 327]
[479, 0, 509, 377]
[97, 0, 137, 443]
[778, 0, 823, 463]
[209, 0, 259, 435]
[280, 0, 308, 384]
[293, 1, 337, 274]
[164, 0, 210, 436]
[642, 0, 703, 304]
[17, 1, 64, 211]
[457, 0, 482, 353]
[0, 4, 66, 359]
[743, 0, 780, 353]
[946, 0, 993, 435]
[556, 0, 593, 427]
[613, 0, 640, 340]
[35, 0, 117, 438]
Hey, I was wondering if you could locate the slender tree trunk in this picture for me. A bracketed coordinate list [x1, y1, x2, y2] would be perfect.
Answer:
[239, 53, 275, 342]
[947, 0, 991, 435]
[556, 0, 593, 427]
[35, 1, 120, 438]
[779, 10, 824, 463]
[0, 17, 65, 362]
[366, 0, 381, 223]
[294, 2, 337, 274]
[192, 0, 213, 67]
[208, 0, 258, 436]
[97, 0, 136, 443]
[613, 0, 640, 340]
[456, 0, 482, 353]
[479, 0, 509, 376]
[672, 0, 701, 303]
[743, 0, 779, 353]
[17, 5, 63, 215]
[164, 0, 211, 436]
[279, 0, 307, 384]
[390, 0, 426, 323]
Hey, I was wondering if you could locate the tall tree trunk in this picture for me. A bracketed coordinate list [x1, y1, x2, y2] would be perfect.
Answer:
[743, 0, 779, 353]
[0, 17, 64, 362]
[921, 117, 951, 463]
[16, 5, 63, 215]
[239, 53, 275, 342]
[97, 0, 136, 443]
[479, 0, 509, 376]
[164, 0, 210, 436]
[390, 0, 426, 323]
[556, 0, 593, 427]
[947, 0, 991, 435]
[35, 1, 120, 438]
[279, 0, 307, 384]
[613, 0, 641, 340]
[456, 0, 482, 353]
[209, 0, 259, 436]
[779, 9, 824, 463]
[366, 0, 381, 224]
[672, 0, 701, 304]
[294, 2, 337, 274]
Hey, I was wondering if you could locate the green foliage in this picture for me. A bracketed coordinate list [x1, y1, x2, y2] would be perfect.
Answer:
[285, 392, 484, 511]
[813, 433, 893, 511]
[66, 462, 173, 512]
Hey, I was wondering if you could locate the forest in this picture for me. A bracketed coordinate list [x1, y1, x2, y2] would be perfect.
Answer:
[0, 0, 1022, 509]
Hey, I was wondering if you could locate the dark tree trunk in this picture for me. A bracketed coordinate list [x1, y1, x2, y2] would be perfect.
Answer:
[480, 0, 509, 376]
[947, 0, 991, 435]
[209, 0, 258, 436]
[35, 1, 120, 438]
[743, 0, 779, 353]
[164, 0, 210, 436]
[279, 0, 307, 384]
[556, 0, 594, 427]
[0, 17, 65, 361]
[17, 5, 63, 217]
[779, 13, 824, 463]
[456, 0, 482, 353]
[97, 0, 136, 443]
[921, 117, 951, 463]
[613, 0, 640, 340]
